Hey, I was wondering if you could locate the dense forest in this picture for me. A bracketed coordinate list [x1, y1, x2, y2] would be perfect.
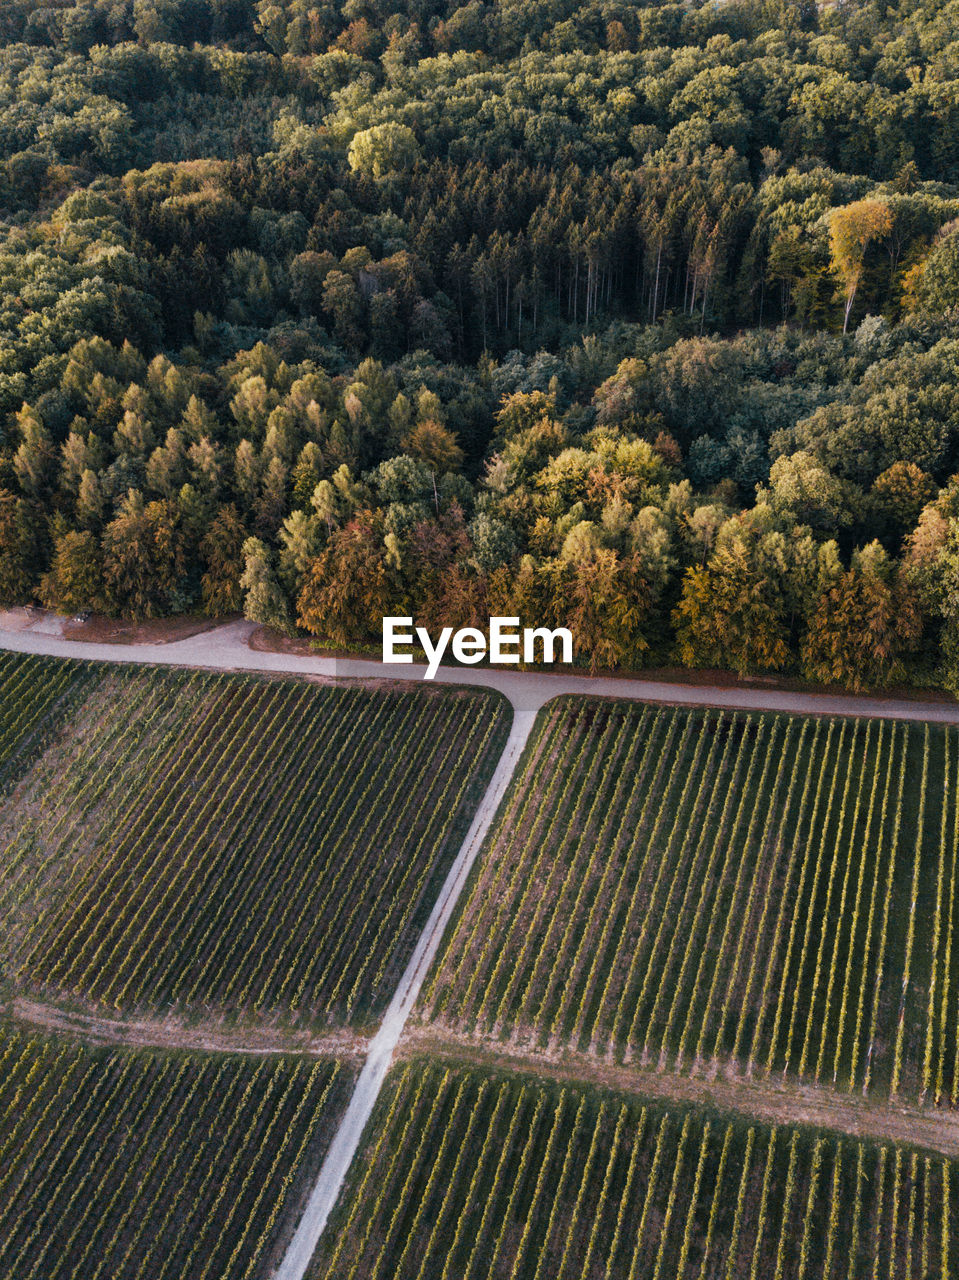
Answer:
[2, 0, 959, 688]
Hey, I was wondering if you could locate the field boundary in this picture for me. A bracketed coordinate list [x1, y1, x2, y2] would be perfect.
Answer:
[9, 998, 368, 1060]
[401, 1026, 959, 1157]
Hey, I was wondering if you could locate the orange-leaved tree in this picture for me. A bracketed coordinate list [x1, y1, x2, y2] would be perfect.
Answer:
[297, 510, 401, 647]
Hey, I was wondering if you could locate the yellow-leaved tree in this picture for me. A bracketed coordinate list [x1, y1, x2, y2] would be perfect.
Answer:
[828, 199, 893, 333]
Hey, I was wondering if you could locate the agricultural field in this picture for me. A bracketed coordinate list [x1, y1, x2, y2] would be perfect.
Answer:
[0, 1024, 354, 1280]
[314, 1057, 956, 1280]
[0, 653, 94, 789]
[0, 658, 508, 1025]
[423, 697, 957, 1101]
[7, 659, 959, 1280]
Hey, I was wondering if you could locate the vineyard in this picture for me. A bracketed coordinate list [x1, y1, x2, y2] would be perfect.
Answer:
[423, 697, 956, 1101]
[0, 1025, 353, 1280]
[0, 659, 508, 1024]
[0, 652, 93, 788]
[313, 1057, 957, 1280]
[6, 655, 959, 1279]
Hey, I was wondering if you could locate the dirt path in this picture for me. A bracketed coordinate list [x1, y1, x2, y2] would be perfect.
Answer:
[12, 998, 368, 1060]
[403, 1026, 959, 1158]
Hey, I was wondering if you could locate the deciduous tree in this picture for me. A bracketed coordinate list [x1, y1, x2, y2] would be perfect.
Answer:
[829, 199, 893, 333]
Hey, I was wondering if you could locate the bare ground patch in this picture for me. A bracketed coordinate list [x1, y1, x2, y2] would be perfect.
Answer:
[62, 613, 224, 645]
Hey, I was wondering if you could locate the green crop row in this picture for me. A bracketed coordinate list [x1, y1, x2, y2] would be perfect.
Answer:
[424, 697, 959, 1102]
[3, 659, 507, 1026]
[316, 1059, 958, 1280]
[0, 1027, 351, 1280]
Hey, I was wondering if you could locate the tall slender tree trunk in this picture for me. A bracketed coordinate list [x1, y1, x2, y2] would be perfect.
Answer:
[843, 285, 856, 334]
[651, 243, 662, 320]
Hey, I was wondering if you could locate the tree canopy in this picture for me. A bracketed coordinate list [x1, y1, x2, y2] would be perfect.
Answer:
[2, 0, 959, 690]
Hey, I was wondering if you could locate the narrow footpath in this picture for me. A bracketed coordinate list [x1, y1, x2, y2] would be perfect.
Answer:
[403, 1028, 959, 1160]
